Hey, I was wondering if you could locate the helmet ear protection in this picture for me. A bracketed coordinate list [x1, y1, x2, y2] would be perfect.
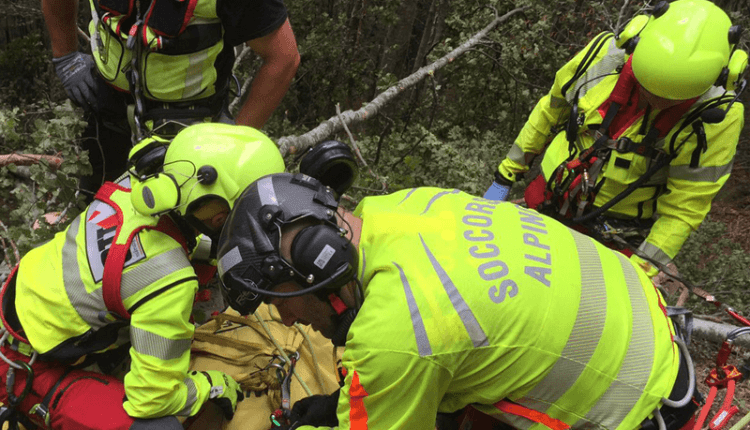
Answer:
[290, 223, 358, 293]
[618, 2, 747, 93]
[128, 137, 170, 177]
[299, 140, 359, 197]
[130, 173, 181, 216]
[615, 1, 669, 54]
[715, 26, 748, 92]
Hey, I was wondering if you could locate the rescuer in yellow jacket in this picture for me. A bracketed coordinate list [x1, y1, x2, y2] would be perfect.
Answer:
[483, 0, 746, 278]
[41, 0, 300, 196]
[216, 172, 700, 430]
[0, 124, 285, 430]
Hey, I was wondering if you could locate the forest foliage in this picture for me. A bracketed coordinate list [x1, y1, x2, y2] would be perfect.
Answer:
[0, 0, 748, 317]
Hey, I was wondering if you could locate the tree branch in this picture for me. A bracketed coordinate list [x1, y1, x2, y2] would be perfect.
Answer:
[275, 5, 529, 156]
[0, 154, 63, 169]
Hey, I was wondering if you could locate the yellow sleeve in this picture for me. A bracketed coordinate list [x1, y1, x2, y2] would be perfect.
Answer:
[123, 273, 210, 418]
[498, 33, 614, 182]
[639, 101, 744, 265]
[297, 349, 451, 430]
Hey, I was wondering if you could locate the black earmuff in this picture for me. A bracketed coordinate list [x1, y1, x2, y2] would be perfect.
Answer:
[290, 223, 358, 292]
[299, 140, 359, 197]
[128, 138, 169, 177]
[716, 25, 747, 91]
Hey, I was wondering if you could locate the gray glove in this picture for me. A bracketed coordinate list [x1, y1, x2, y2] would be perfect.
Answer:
[52, 52, 97, 112]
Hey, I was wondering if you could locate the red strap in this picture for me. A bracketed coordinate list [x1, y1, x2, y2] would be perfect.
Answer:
[494, 400, 570, 430]
[96, 183, 189, 320]
[328, 294, 348, 315]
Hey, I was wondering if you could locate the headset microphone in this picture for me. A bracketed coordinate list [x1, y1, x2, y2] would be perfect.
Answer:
[225, 263, 352, 299]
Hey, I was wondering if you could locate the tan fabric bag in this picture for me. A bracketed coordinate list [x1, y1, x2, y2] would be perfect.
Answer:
[187, 304, 341, 430]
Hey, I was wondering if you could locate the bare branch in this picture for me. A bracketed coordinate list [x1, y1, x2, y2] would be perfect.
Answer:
[335, 104, 387, 193]
[275, 6, 529, 156]
[0, 154, 63, 169]
[0, 219, 20, 268]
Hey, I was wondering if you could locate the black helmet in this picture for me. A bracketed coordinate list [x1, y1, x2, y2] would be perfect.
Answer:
[216, 173, 359, 315]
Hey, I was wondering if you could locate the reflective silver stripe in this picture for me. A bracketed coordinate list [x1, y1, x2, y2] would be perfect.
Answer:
[580, 252, 654, 428]
[669, 160, 734, 183]
[393, 262, 432, 356]
[218, 246, 242, 276]
[568, 38, 623, 102]
[359, 249, 367, 280]
[637, 242, 672, 266]
[131, 325, 191, 360]
[122, 247, 191, 302]
[421, 189, 460, 215]
[397, 188, 418, 205]
[62, 218, 107, 329]
[419, 234, 488, 348]
[549, 95, 568, 109]
[507, 144, 526, 165]
[510, 232, 606, 426]
[258, 176, 278, 206]
[177, 377, 199, 416]
[183, 51, 208, 99]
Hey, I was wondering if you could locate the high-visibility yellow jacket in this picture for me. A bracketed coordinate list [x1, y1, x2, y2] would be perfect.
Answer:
[498, 32, 744, 266]
[16, 177, 216, 419]
[299, 188, 680, 430]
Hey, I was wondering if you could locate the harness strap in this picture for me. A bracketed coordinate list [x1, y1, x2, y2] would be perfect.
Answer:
[30, 367, 74, 427]
[94, 182, 190, 320]
[493, 400, 570, 430]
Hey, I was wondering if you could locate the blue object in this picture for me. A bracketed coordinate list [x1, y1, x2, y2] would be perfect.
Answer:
[483, 181, 510, 201]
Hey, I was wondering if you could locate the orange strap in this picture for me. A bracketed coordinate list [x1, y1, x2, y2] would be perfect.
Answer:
[494, 400, 570, 430]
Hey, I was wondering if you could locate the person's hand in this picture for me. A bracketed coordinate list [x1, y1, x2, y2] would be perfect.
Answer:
[52, 52, 97, 112]
[193, 370, 245, 420]
[483, 173, 512, 201]
[289, 389, 340, 428]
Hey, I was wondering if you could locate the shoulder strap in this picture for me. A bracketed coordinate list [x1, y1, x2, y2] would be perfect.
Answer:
[561, 32, 615, 97]
[94, 183, 189, 320]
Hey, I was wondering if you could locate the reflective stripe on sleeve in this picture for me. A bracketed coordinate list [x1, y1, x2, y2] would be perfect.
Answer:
[121, 247, 191, 302]
[393, 261, 432, 356]
[420, 234, 488, 348]
[177, 377, 199, 416]
[507, 144, 527, 165]
[668, 160, 734, 183]
[637, 242, 672, 266]
[130, 326, 192, 361]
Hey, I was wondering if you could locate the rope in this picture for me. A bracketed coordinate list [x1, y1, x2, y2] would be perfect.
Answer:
[252, 310, 313, 396]
[295, 322, 328, 393]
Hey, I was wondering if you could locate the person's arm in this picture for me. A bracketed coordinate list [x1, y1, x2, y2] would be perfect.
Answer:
[637, 101, 744, 268]
[123, 273, 204, 418]
[295, 349, 451, 430]
[496, 33, 615, 184]
[234, 18, 300, 129]
[41, 0, 79, 57]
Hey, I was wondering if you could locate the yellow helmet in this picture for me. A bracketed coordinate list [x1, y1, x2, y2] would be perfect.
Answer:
[129, 123, 285, 221]
[631, 0, 732, 100]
